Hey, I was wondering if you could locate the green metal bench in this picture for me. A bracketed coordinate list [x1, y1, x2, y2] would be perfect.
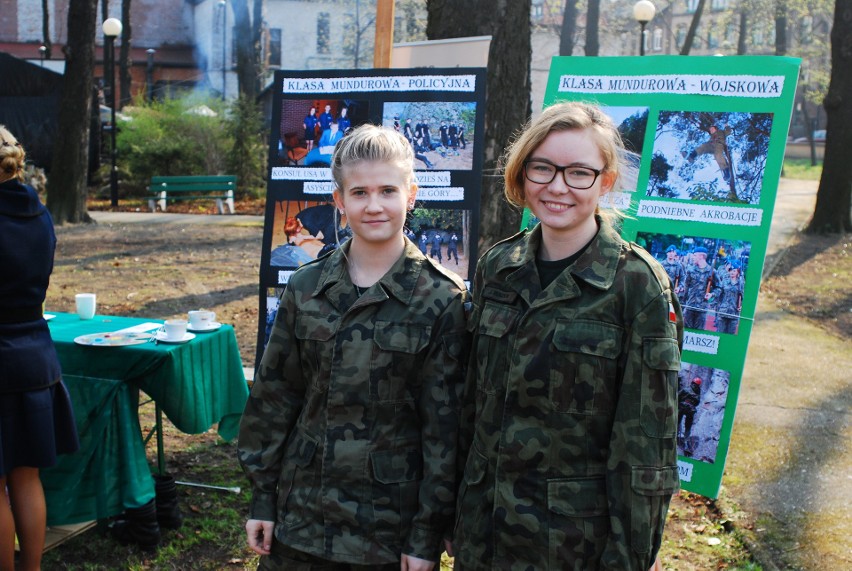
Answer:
[148, 175, 236, 214]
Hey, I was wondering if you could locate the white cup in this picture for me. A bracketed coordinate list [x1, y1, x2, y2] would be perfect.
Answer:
[75, 293, 97, 320]
[163, 319, 188, 341]
[188, 310, 216, 330]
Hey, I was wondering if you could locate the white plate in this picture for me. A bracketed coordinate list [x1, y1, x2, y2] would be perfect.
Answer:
[44, 313, 57, 320]
[187, 321, 222, 333]
[155, 331, 196, 344]
[74, 332, 152, 347]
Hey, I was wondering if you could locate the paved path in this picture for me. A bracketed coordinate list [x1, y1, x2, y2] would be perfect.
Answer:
[725, 178, 851, 570]
[90, 211, 263, 225]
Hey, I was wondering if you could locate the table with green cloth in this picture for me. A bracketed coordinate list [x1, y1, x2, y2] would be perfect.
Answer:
[40, 312, 249, 526]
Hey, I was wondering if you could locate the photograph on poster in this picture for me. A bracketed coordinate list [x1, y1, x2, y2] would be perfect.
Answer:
[269, 199, 350, 268]
[648, 111, 774, 205]
[601, 105, 649, 194]
[408, 207, 472, 280]
[636, 232, 750, 335]
[274, 99, 369, 167]
[677, 362, 731, 464]
[262, 287, 286, 350]
[383, 101, 477, 171]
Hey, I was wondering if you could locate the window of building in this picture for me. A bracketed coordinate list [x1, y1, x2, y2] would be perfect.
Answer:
[711, 0, 728, 10]
[267, 28, 282, 67]
[317, 12, 331, 54]
[686, 0, 699, 14]
[653, 28, 663, 51]
[676, 25, 687, 48]
[708, 30, 718, 49]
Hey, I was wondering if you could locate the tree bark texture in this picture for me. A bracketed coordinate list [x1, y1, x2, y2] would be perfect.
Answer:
[737, 11, 747, 54]
[426, 0, 529, 251]
[47, 0, 98, 224]
[231, 0, 259, 99]
[774, 2, 787, 55]
[807, 0, 852, 233]
[680, 0, 707, 55]
[559, 0, 578, 56]
[585, 0, 600, 56]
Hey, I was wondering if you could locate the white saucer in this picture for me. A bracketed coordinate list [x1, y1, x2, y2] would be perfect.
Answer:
[155, 331, 196, 344]
[187, 321, 222, 333]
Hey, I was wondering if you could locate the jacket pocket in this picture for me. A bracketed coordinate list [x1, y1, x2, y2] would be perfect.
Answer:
[640, 338, 681, 438]
[550, 320, 622, 415]
[547, 477, 609, 570]
[630, 466, 679, 554]
[454, 443, 490, 558]
[294, 312, 338, 392]
[370, 447, 423, 544]
[473, 302, 519, 395]
[281, 432, 319, 530]
[371, 322, 431, 403]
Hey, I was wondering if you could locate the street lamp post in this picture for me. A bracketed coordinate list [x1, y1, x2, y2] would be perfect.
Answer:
[38, 45, 46, 67]
[102, 17, 123, 207]
[146, 49, 156, 103]
[219, 0, 227, 101]
[633, 0, 656, 56]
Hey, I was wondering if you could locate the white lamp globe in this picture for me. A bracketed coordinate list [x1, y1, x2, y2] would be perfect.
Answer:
[633, 0, 656, 24]
[102, 17, 123, 38]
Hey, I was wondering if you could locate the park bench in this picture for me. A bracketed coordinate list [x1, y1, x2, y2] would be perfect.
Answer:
[148, 175, 236, 214]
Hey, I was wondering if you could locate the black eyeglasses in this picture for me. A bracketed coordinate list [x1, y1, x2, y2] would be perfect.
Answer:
[523, 160, 602, 190]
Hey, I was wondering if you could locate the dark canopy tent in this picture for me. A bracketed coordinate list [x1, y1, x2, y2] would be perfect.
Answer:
[0, 52, 100, 174]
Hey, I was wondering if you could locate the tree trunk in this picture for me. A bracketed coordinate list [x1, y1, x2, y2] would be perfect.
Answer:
[231, 0, 258, 99]
[426, 0, 529, 250]
[559, 0, 577, 56]
[47, 0, 98, 224]
[737, 11, 747, 55]
[253, 0, 264, 88]
[41, 0, 52, 59]
[680, 0, 707, 55]
[585, 0, 600, 56]
[806, 0, 852, 234]
[774, 1, 787, 55]
[119, 0, 132, 107]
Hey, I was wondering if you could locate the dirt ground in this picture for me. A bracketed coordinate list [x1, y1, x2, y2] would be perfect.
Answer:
[760, 231, 851, 339]
[43, 201, 851, 569]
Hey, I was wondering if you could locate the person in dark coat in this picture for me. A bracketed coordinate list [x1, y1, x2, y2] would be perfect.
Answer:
[430, 231, 443, 264]
[0, 125, 79, 571]
[303, 106, 318, 151]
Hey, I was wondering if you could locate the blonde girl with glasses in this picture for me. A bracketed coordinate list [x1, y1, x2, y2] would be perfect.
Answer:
[450, 102, 681, 571]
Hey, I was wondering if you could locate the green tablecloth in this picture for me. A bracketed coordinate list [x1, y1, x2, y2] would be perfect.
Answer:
[42, 375, 156, 525]
[40, 312, 249, 525]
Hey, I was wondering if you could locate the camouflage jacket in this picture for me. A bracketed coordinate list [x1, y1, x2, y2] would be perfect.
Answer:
[453, 220, 683, 571]
[682, 263, 715, 310]
[238, 239, 469, 564]
[712, 276, 744, 317]
[661, 259, 685, 291]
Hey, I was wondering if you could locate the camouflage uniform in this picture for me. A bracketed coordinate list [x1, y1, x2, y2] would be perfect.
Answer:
[453, 219, 682, 571]
[660, 259, 685, 294]
[238, 238, 469, 566]
[712, 275, 743, 334]
[681, 263, 714, 330]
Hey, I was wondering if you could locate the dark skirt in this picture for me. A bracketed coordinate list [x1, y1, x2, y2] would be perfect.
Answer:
[0, 381, 79, 475]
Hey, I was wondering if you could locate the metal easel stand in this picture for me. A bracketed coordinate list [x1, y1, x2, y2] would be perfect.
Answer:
[141, 400, 241, 494]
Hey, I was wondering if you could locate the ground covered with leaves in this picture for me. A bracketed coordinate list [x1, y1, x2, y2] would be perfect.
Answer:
[41, 209, 851, 569]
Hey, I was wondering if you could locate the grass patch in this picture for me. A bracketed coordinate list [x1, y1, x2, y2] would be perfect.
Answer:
[782, 158, 823, 180]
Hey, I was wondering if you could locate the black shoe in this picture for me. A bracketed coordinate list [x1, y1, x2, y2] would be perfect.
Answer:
[111, 499, 161, 551]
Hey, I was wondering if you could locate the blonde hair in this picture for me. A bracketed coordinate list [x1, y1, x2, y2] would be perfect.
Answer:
[502, 102, 623, 209]
[330, 124, 415, 189]
[0, 125, 26, 182]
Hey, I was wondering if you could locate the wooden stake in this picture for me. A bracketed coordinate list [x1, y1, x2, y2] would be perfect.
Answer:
[373, 0, 395, 68]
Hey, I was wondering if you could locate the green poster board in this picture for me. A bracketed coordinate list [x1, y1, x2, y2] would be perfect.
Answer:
[542, 56, 800, 498]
